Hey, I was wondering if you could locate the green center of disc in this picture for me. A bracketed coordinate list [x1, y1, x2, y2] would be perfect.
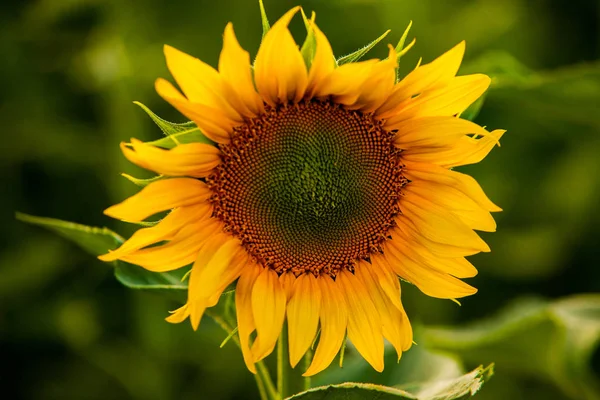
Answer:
[209, 101, 403, 277]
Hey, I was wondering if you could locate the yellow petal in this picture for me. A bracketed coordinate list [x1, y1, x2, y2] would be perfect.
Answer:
[391, 116, 491, 148]
[163, 44, 246, 122]
[403, 161, 501, 212]
[404, 184, 496, 232]
[104, 178, 211, 222]
[313, 59, 378, 106]
[122, 139, 221, 178]
[414, 129, 506, 168]
[99, 203, 211, 261]
[369, 257, 403, 311]
[118, 218, 222, 272]
[188, 235, 245, 330]
[355, 261, 412, 360]
[305, 20, 335, 98]
[377, 41, 465, 118]
[254, 7, 308, 105]
[337, 269, 384, 372]
[346, 45, 397, 112]
[287, 273, 321, 368]
[399, 193, 490, 252]
[304, 275, 348, 377]
[219, 23, 264, 116]
[236, 264, 262, 374]
[155, 78, 235, 144]
[385, 241, 477, 299]
[165, 303, 190, 324]
[251, 268, 286, 361]
[387, 74, 491, 124]
[391, 227, 478, 279]
[279, 271, 296, 301]
[395, 215, 481, 257]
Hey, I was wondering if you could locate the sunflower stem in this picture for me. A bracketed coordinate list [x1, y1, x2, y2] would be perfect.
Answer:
[254, 370, 268, 400]
[207, 310, 277, 400]
[277, 334, 285, 399]
[303, 347, 313, 391]
[257, 361, 279, 400]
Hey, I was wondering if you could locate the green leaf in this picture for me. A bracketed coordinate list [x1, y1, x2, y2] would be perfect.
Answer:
[115, 263, 188, 291]
[411, 365, 494, 400]
[285, 365, 493, 400]
[337, 30, 391, 65]
[134, 101, 213, 148]
[17, 212, 189, 297]
[424, 295, 600, 400]
[16, 212, 123, 256]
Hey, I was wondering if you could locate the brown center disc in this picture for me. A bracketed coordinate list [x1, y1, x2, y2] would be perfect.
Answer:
[208, 101, 406, 277]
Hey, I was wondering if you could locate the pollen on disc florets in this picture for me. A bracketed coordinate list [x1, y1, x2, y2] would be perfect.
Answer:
[208, 100, 407, 277]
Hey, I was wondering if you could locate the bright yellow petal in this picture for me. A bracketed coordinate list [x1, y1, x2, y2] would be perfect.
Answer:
[395, 215, 481, 257]
[165, 303, 190, 324]
[304, 275, 348, 377]
[287, 273, 321, 368]
[403, 161, 502, 212]
[406, 130, 505, 168]
[386, 74, 491, 124]
[219, 23, 264, 116]
[355, 261, 412, 360]
[313, 59, 378, 106]
[118, 218, 222, 272]
[391, 227, 478, 279]
[279, 271, 296, 301]
[305, 20, 335, 98]
[385, 240, 477, 299]
[377, 41, 465, 118]
[390, 116, 491, 148]
[122, 139, 221, 178]
[254, 7, 308, 105]
[399, 193, 490, 252]
[104, 178, 211, 222]
[251, 267, 286, 361]
[337, 269, 384, 372]
[369, 257, 403, 311]
[405, 182, 496, 232]
[188, 235, 245, 330]
[236, 264, 262, 374]
[155, 78, 235, 144]
[163, 44, 247, 122]
[99, 204, 211, 261]
[347, 45, 397, 112]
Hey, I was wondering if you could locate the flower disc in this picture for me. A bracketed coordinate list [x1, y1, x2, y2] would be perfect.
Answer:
[209, 101, 406, 277]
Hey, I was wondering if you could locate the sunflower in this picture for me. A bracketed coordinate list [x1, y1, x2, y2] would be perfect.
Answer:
[100, 7, 504, 376]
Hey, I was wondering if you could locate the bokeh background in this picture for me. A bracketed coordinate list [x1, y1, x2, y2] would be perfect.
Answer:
[4, 0, 599, 399]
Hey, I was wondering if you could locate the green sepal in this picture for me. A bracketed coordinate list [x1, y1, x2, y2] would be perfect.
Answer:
[300, 9, 317, 70]
[258, 0, 270, 39]
[337, 30, 391, 65]
[285, 365, 494, 400]
[394, 21, 416, 82]
[121, 172, 164, 187]
[134, 101, 214, 148]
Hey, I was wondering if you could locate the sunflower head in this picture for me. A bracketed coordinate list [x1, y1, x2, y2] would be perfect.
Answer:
[100, 6, 504, 376]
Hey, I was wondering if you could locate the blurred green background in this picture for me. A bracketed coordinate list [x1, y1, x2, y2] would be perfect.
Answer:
[4, 0, 600, 399]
